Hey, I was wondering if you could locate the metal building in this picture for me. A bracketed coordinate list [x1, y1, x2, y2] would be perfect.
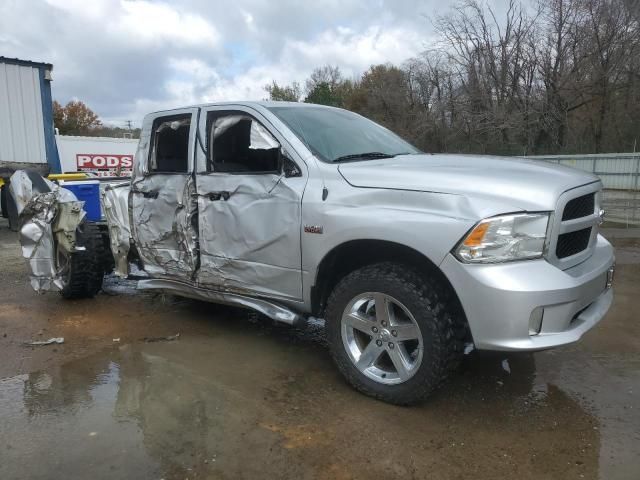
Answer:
[0, 57, 61, 176]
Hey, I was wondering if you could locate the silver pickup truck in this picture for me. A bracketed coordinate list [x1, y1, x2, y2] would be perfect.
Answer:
[9, 102, 615, 405]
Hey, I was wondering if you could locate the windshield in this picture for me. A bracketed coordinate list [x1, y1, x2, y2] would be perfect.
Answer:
[266, 105, 420, 162]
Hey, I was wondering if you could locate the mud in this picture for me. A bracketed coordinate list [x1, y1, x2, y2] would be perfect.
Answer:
[0, 220, 638, 480]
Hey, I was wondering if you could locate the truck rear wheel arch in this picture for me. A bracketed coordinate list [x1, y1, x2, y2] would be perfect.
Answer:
[312, 240, 468, 334]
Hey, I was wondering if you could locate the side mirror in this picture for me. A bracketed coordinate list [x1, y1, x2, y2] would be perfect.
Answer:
[281, 151, 302, 178]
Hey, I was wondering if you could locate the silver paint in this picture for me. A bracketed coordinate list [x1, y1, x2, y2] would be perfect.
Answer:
[102, 182, 131, 277]
[11, 101, 616, 350]
[137, 278, 305, 327]
[129, 108, 199, 281]
[194, 104, 306, 300]
[8, 170, 85, 292]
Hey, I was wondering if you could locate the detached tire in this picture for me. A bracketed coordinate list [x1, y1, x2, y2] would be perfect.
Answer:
[325, 262, 465, 405]
[56, 221, 105, 299]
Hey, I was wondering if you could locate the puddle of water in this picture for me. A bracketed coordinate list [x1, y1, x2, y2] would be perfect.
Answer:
[2, 327, 637, 480]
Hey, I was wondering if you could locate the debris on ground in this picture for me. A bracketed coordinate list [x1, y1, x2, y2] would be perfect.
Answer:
[502, 359, 511, 374]
[142, 333, 180, 343]
[23, 337, 64, 346]
[112, 338, 120, 342]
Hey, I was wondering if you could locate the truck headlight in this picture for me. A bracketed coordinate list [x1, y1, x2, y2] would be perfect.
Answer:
[454, 213, 549, 263]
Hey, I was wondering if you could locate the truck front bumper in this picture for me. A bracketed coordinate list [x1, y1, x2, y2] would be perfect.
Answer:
[440, 234, 615, 351]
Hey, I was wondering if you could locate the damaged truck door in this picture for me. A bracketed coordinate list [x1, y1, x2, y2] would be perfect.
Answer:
[194, 107, 305, 300]
[130, 109, 199, 280]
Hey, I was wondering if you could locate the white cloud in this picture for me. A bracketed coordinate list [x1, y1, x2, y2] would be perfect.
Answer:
[44, 0, 219, 47]
[1, 0, 441, 125]
[115, 1, 219, 46]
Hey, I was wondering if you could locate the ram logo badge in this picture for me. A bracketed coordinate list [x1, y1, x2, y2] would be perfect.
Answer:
[304, 225, 323, 234]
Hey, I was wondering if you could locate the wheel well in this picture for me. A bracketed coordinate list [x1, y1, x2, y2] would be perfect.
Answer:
[311, 240, 467, 324]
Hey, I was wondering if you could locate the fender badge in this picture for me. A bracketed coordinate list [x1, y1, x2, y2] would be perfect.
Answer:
[304, 225, 323, 234]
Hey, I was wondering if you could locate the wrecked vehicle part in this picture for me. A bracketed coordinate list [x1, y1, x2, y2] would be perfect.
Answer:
[130, 108, 199, 281]
[53, 201, 86, 253]
[102, 182, 132, 277]
[137, 278, 306, 327]
[196, 107, 307, 300]
[10, 102, 616, 406]
[195, 175, 303, 299]
[23, 337, 64, 346]
[130, 174, 198, 280]
[8, 170, 86, 293]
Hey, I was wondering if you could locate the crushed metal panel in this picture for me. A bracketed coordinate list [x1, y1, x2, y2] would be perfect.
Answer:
[130, 174, 198, 279]
[53, 201, 85, 253]
[102, 183, 132, 277]
[196, 173, 303, 299]
[137, 278, 305, 327]
[8, 170, 85, 292]
[197, 255, 302, 299]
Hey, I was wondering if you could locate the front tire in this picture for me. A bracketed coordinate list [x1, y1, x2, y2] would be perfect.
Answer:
[325, 262, 465, 405]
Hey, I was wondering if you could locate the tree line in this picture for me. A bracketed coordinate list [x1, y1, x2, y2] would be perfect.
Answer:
[266, 0, 640, 155]
[53, 100, 141, 138]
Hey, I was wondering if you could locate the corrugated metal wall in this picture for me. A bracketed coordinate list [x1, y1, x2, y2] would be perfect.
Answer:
[525, 153, 640, 226]
[525, 153, 640, 190]
[0, 62, 47, 165]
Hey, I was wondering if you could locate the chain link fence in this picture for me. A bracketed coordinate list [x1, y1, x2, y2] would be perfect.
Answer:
[525, 153, 640, 227]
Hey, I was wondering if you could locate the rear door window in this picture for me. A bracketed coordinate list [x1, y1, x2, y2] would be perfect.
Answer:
[149, 114, 191, 173]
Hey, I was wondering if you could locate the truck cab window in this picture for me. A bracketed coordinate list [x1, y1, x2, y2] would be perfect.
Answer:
[207, 113, 280, 173]
[149, 115, 191, 173]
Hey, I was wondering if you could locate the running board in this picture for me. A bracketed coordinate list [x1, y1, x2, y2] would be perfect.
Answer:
[137, 278, 306, 328]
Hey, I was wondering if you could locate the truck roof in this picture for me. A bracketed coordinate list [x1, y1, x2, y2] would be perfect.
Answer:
[146, 101, 336, 116]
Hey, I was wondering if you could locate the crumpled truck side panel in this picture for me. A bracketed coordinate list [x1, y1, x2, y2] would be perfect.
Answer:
[8, 170, 86, 292]
[102, 183, 132, 277]
[130, 174, 198, 280]
[195, 172, 303, 300]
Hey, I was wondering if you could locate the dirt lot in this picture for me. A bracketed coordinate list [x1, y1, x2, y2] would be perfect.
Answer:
[0, 221, 638, 480]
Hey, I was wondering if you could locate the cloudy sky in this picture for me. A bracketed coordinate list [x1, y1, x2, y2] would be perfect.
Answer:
[1, 0, 462, 127]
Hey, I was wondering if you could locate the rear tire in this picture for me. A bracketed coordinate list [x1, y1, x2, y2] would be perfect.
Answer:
[325, 262, 465, 405]
[57, 222, 105, 299]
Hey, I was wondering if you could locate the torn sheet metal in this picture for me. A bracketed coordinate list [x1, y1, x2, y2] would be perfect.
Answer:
[102, 183, 132, 277]
[130, 174, 198, 280]
[137, 278, 306, 327]
[8, 170, 86, 293]
[211, 115, 280, 150]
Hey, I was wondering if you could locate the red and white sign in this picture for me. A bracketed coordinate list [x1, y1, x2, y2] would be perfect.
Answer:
[76, 154, 133, 177]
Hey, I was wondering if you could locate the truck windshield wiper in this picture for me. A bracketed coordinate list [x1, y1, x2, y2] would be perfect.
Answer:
[332, 152, 397, 163]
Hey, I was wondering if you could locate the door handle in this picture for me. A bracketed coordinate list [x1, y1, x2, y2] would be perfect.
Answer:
[133, 189, 159, 199]
[207, 191, 230, 201]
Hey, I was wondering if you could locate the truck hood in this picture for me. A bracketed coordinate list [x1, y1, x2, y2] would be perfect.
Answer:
[337, 154, 600, 211]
